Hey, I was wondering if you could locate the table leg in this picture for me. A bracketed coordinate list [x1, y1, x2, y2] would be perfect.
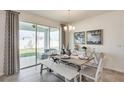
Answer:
[40, 64, 43, 74]
[80, 74, 82, 82]
[79, 66, 85, 82]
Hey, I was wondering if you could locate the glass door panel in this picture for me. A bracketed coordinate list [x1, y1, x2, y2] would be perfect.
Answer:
[37, 25, 49, 63]
[19, 22, 36, 69]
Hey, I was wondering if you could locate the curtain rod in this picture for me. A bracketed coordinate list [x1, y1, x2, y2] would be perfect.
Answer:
[5, 10, 20, 14]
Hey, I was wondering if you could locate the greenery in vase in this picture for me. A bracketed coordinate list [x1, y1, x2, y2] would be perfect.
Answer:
[82, 46, 87, 57]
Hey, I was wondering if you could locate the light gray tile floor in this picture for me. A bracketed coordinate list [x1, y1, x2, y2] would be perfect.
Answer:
[0, 65, 124, 82]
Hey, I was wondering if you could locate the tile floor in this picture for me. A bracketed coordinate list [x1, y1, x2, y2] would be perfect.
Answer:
[0, 65, 124, 82]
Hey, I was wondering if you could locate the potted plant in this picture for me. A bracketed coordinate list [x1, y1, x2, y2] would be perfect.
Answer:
[82, 46, 87, 57]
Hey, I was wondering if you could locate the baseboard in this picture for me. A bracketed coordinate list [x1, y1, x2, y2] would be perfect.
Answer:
[104, 67, 124, 74]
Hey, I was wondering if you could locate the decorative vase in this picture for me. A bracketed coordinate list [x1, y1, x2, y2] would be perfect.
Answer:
[82, 46, 87, 57]
[66, 49, 71, 56]
[61, 49, 66, 55]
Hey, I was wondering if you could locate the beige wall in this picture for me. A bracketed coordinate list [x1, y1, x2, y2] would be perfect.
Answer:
[0, 10, 6, 76]
[69, 11, 124, 73]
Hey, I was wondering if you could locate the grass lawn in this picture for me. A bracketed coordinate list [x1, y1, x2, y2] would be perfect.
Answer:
[20, 48, 43, 57]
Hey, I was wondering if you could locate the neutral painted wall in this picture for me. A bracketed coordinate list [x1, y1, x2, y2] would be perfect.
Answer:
[69, 11, 124, 73]
[0, 10, 6, 76]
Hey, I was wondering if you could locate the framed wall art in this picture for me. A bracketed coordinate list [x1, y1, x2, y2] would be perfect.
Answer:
[74, 32, 85, 44]
[86, 29, 103, 45]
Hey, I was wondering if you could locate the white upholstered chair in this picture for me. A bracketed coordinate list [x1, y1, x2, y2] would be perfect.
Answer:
[80, 53, 104, 82]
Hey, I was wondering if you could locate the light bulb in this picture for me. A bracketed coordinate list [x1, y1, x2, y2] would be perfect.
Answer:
[72, 26, 75, 30]
[69, 25, 72, 31]
[64, 26, 67, 31]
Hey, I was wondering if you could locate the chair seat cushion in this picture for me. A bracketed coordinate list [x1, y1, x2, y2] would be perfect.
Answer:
[80, 67, 97, 79]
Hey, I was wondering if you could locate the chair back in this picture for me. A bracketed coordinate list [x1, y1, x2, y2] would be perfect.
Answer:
[92, 52, 99, 64]
[89, 51, 100, 65]
[95, 53, 104, 81]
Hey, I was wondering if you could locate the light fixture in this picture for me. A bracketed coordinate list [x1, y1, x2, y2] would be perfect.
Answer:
[64, 10, 75, 31]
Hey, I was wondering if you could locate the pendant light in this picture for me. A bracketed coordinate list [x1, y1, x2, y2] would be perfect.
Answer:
[64, 10, 75, 31]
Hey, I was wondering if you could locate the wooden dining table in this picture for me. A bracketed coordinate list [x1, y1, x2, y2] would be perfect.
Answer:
[51, 55, 94, 72]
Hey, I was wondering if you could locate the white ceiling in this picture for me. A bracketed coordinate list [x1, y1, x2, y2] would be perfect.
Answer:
[25, 10, 113, 24]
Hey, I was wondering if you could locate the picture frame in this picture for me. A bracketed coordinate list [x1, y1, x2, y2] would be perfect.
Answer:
[86, 29, 103, 45]
[74, 32, 85, 44]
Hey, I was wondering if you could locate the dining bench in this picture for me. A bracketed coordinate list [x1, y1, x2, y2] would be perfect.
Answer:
[40, 60, 79, 82]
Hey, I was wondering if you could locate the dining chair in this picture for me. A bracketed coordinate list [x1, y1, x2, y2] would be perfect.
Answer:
[80, 53, 104, 82]
[84, 52, 102, 68]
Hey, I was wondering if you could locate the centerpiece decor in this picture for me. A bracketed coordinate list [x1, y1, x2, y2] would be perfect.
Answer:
[82, 46, 87, 57]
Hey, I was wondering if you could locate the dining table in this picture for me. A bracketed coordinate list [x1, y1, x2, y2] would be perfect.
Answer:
[51, 55, 94, 72]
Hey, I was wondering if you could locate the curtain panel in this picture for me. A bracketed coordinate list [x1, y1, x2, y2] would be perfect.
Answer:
[4, 10, 20, 75]
[60, 24, 66, 49]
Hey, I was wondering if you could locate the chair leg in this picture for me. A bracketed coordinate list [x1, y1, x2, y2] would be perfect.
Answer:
[80, 74, 82, 82]
[74, 76, 78, 82]
[80, 74, 86, 82]
[40, 64, 43, 74]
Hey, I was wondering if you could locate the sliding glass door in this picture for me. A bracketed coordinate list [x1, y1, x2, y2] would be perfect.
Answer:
[19, 22, 60, 69]
[37, 25, 49, 63]
[19, 22, 36, 68]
